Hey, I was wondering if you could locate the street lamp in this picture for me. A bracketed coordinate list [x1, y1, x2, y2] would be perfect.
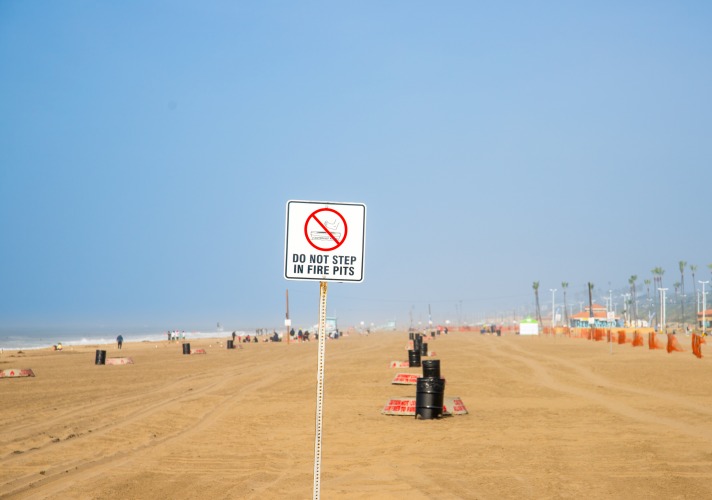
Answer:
[549, 289, 557, 329]
[658, 288, 668, 333]
[700, 281, 709, 336]
[622, 293, 631, 326]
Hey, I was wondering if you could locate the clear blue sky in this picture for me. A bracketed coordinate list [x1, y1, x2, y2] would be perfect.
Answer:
[1, 1, 711, 333]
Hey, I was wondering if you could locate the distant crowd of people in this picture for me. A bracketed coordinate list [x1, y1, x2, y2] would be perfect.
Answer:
[167, 331, 186, 341]
[231, 330, 282, 343]
[480, 324, 502, 336]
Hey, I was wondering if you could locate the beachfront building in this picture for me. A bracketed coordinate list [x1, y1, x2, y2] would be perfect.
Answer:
[569, 303, 618, 328]
[697, 309, 712, 330]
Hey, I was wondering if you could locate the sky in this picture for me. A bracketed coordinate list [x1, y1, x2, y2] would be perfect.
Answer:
[1, 1, 711, 334]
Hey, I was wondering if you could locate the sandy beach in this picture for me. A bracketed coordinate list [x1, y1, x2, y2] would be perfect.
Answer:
[1, 331, 711, 499]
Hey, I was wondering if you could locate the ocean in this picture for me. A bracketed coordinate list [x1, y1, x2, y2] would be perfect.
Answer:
[0, 327, 255, 351]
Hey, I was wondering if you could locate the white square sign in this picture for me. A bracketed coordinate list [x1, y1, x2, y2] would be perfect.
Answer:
[284, 200, 366, 282]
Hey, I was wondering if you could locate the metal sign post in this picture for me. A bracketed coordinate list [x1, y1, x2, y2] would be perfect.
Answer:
[313, 281, 328, 499]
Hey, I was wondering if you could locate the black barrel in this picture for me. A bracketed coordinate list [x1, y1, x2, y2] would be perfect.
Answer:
[227, 340, 234, 349]
[430, 331, 435, 338]
[413, 335, 422, 350]
[422, 359, 440, 378]
[420, 342, 428, 357]
[182, 343, 191, 355]
[95, 349, 106, 365]
[409, 332, 414, 340]
[415, 377, 446, 419]
[408, 349, 421, 367]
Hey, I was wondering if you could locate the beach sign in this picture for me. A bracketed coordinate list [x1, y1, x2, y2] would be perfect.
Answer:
[284, 200, 366, 282]
[284, 200, 367, 499]
[105, 357, 134, 365]
[382, 398, 417, 415]
[392, 373, 420, 385]
[444, 397, 469, 415]
[0, 368, 35, 379]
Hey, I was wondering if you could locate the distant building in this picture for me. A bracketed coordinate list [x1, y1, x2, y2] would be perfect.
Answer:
[697, 309, 712, 329]
[569, 303, 618, 328]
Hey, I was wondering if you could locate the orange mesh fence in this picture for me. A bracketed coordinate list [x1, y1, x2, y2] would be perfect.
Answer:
[692, 334, 706, 359]
[632, 331, 644, 347]
[666, 333, 684, 353]
[649, 332, 664, 349]
[617, 330, 627, 344]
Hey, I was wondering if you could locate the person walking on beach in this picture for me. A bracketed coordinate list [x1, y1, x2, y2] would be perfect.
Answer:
[117, 335, 124, 349]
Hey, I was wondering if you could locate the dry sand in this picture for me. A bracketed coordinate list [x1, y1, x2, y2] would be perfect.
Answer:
[1, 332, 711, 499]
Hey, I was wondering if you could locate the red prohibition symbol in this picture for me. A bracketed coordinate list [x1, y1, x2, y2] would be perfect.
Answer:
[304, 208, 348, 251]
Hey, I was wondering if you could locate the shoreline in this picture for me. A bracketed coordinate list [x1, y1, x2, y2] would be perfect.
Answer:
[0, 329, 257, 352]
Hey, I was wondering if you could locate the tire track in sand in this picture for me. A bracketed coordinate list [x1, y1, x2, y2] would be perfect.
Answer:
[0, 356, 302, 499]
[506, 341, 712, 417]
[481, 340, 712, 443]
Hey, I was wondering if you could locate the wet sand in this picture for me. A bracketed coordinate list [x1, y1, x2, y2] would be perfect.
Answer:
[1, 332, 711, 499]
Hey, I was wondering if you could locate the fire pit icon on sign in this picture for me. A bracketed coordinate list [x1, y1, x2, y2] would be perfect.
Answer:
[310, 219, 340, 242]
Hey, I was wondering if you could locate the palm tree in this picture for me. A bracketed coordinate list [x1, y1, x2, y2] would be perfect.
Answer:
[533, 281, 543, 327]
[644, 278, 652, 319]
[629, 275, 638, 324]
[588, 282, 595, 330]
[561, 281, 569, 327]
[679, 261, 687, 326]
[652, 267, 665, 291]
[690, 264, 698, 312]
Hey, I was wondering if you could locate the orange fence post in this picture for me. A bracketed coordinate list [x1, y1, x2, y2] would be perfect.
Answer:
[692, 334, 706, 359]
[649, 332, 664, 350]
[618, 330, 626, 345]
[666, 333, 684, 353]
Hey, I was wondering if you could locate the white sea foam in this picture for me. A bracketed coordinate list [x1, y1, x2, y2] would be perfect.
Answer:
[0, 329, 254, 351]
